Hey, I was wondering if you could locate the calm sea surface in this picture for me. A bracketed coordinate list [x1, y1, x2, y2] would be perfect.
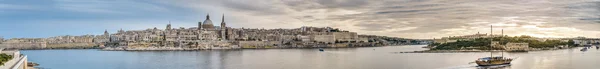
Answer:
[21, 45, 600, 69]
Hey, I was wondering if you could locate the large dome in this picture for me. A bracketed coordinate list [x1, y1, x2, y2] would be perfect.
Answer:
[203, 19, 213, 25]
[202, 17, 215, 29]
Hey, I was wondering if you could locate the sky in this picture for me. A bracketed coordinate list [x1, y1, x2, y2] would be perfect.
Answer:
[1, 0, 600, 39]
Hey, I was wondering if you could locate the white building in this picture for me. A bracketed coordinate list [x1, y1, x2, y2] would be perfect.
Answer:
[0, 49, 29, 69]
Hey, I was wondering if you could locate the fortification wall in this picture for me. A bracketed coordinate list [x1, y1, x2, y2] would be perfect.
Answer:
[45, 42, 97, 49]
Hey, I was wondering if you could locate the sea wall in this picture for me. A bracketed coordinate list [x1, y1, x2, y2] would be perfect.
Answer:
[238, 41, 281, 49]
[45, 42, 97, 49]
[0, 42, 98, 49]
[0, 42, 46, 49]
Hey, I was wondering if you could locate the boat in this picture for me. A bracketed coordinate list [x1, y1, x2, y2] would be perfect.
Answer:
[474, 26, 513, 66]
[475, 57, 513, 66]
[581, 47, 588, 51]
[319, 48, 324, 51]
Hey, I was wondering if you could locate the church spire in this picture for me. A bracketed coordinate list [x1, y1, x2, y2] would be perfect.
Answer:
[221, 14, 225, 22]
[166, 21, 172, 30]
[221, 14, 226, 28]
[220, 14, 227, 40]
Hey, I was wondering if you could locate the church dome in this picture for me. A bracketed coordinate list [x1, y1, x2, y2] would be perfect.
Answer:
[202, 14, 215, 29]
[203, 19, 213, 25]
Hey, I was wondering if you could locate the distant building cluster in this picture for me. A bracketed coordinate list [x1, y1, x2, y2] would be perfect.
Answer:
[0, 35, 106, 49]
[491, 41, 529, 50]
[433, 32, 501, 44]
[572, 37, 600, 45]
[0, 14, 427, 50]
[105, 14, 376, 50]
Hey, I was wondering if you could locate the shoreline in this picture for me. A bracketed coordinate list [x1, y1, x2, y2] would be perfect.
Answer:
[396, 47, 579, 53]
[100, 46, 389, 51]
[17, 45, 427, 51]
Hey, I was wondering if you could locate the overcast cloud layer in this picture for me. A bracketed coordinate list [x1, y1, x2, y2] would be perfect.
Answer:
[2, 0, 600, 39]
[158, 0, 600, 39]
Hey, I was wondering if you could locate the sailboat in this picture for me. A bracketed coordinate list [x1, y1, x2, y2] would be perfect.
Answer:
[474, 26, 513, 66]
[475, 56, 513, 66]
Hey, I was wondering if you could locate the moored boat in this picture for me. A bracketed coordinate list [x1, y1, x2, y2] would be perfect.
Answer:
[474, 26, 513, 66]
[475, 57, 513, 66]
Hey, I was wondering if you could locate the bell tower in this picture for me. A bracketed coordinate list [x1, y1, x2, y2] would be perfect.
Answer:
[220, 14, 227, 40]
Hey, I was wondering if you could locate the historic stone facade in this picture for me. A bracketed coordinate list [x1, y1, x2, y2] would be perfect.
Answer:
[103, 14, 376, 49]
[105, 14, 234, 50]
[0, 34, 110, 49]
[1, 14, 424, 50]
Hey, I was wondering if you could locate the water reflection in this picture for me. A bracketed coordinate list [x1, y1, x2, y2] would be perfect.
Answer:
[476, 64, 511, 69]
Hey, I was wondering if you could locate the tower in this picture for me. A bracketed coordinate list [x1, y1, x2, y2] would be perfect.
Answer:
[0, 36, 4, 42]
[221, 14, 226, 28]
[118, 28, 124, 33]
[104, 29, 109, 35]
[220, 14, 227, 40]
[198, 21, 202, 30]
[166, 21, 172, 30]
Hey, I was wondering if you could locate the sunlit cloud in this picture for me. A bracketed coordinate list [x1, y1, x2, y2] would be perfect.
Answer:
[160, 0, 600, 39]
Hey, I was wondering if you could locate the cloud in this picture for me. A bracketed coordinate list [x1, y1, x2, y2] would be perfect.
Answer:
[157, 0, 600, 39]
[0, 0, 203, 38]
[4, 0, 600, 39]
[0, 19, 192, 38]
[53, 0, 174, 14]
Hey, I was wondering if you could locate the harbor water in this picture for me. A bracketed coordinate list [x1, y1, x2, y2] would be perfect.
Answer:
[21, 45, 600, 69]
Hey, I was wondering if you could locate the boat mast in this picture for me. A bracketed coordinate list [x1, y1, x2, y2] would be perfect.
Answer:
[501, 29, 504, 57]
[490, 25, 493, 57]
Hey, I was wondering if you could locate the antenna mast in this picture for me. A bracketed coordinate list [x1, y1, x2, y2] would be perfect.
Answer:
[501, 29, 504, 57]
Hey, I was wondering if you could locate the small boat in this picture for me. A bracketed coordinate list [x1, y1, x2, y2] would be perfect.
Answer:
[581, 47, 588, 51]
[319, 48, 324, 51]
[475, 57, 513, 66]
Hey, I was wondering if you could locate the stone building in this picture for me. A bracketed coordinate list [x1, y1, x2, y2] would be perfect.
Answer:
[106, 14, 234, 49]
[238, 41, 281, 48]
[1, 13, 405, 50]
[504, 42, 529, 50]
[0, 36, 4, 43]
[333, 32, 359, 42]
[313, 35, 335, 44]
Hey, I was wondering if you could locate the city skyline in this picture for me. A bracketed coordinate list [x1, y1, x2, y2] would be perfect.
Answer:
[2, 0, 600, 39]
